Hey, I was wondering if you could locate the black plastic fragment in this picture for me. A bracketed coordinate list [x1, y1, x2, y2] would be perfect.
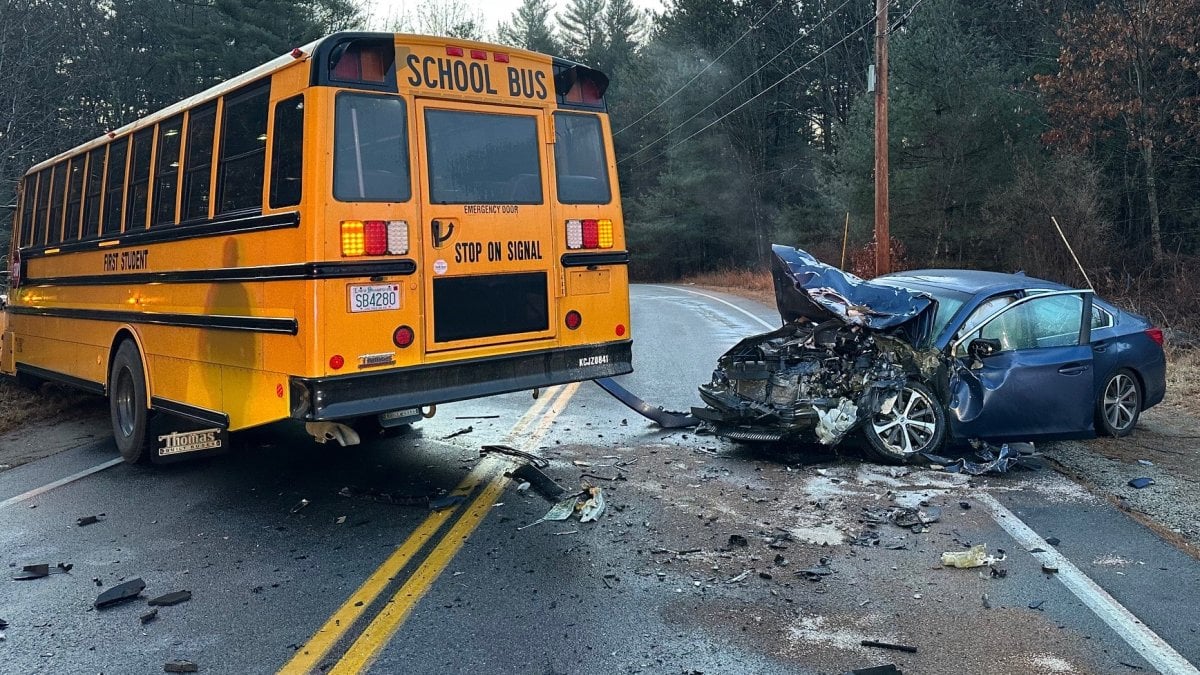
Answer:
[140, 608, 159, 624]
[1128, 477, 1155, 489]
[512, 463, 567, 502]
[728, 534, 749, 548]
[1029, 599, 1045, 610]
[94, 578, 146, 609]
[148, 590, 192, 606]
[77, 515, 102, 526]
[1045, 537, 1061, 546]
[12, 564, 49, 580]
[844, 666, 902, 675]
[593, 377, 698, 429]
[481, 444, 549, 468]
[164, 660, 199, 673]
[861, 640, 917, 653]
[0, 618, 8, 629]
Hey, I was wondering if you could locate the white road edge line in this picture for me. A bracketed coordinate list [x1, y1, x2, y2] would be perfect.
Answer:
[646, 284, 777, 330]
[0, 457, 124, 510]
[977, 492, 1198, 674]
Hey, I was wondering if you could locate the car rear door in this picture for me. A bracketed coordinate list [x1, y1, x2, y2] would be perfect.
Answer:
[948, 290, 1096, 441]
[415, 100, 556, 353]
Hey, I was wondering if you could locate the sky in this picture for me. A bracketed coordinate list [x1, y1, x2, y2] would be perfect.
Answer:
[362, 0, 664, 34]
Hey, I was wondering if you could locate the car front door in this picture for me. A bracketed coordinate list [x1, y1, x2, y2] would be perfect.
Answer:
[947, 290, 1096, 441]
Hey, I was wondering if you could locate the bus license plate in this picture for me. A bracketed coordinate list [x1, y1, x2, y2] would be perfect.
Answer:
[349, 284, 400, 313]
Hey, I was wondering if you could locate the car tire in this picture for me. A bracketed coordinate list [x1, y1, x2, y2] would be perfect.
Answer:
[863, 380, 947, 464]
[109, 341, 151, 464]
[1096, 368, 1141, 437]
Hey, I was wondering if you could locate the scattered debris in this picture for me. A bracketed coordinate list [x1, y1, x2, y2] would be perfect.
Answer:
[441, 426, 473, 440]
[164, 660, 199, 673]
[1137, 459, 1154, 467]
[76, 514, 104, 526]
[518, 495, 580, 530]
[843, 666, 902, 675]
[1045, 537, 1061, 546]
[1128, 477, 1155, 489]
[579, 487, 606, 523]
[428, 494, 466, 511]
[940, 544, 1005, 568]
[798, 559, 835, 581]
[571, 460, 591, 467]
[94, 578, 146, 609]
[593, 377, 698, 429]
[1029, 599, 1045, 611]
[57, 562, 72, 573]
[981, 594, 991, 609]
[337, 486, 435, 507]
[12, 563, 50, 580]
[861, 640, 918, 654]
[728, 534, 749, 548]
[140, 608, 159, 624]
[480, 444, 549, 468]
[726, 570, 750, 584]
[0, 618, 8, 629]
[889, 506, 941, 529]
[928, 442, 1038, 476]
[959, 501, 971, 510]
[148, 590, 192, 606]
[335, 516, 346, 524]
[1042, 564, 1059, 575]
[510, 463, 566, 502]
[289, 499, 310, 514]
[455, 415, 499, 420]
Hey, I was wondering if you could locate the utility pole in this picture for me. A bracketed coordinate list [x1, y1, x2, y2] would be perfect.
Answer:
[873, 0, 890, 276]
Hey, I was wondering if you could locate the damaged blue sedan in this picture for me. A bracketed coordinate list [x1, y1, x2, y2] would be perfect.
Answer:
[693, 245, 1167, 463]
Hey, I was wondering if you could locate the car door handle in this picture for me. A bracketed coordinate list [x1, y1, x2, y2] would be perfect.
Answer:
[1093, 341, 1109, 353]
[1058, 363, 1089, 375]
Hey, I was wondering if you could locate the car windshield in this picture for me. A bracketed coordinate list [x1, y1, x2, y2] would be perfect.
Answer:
[876, 281, 969, 347]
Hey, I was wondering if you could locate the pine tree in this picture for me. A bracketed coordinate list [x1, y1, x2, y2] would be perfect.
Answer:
[557, 0, 607, 65]
[498, 0, 560, 54]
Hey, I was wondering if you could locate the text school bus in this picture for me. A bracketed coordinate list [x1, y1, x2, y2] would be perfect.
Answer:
[0, 33, 632, 463]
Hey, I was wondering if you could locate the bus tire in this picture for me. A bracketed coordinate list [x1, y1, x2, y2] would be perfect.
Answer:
[109, 341, 151, 463]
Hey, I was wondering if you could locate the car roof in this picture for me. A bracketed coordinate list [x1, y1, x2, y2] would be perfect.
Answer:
[876, 269, 1074, 296]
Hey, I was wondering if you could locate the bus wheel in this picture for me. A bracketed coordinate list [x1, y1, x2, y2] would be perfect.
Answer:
[109, 341, 151, 463]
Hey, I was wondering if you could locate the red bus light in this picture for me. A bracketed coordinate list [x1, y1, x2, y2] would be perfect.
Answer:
[565, 310, 582, 330]
[615, 324, 626, 337]
[470, 49, 487, 60]
[581, 219, 599, 248]
[364, 220, 387, 255]
[446, 46, 464, 57]
[493, 52, 510, 63]
[329, 355, 345, 370]
[393, 325, 415, 348]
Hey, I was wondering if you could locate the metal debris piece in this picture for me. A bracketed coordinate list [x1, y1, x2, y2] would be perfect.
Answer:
[289, 499, 309, 513]
[0, 618, 8, 629]
[1045, 537, 1061, 546]
[889, 506, 940, 529]
[579, 487, 606, 523]
[480, 444, 548, 468]
[1041, 564, 1059, 575]
[428, 494, 466, 511]
[1029, 599, 1045, 610]
[12, 564, 50, 580]
[728, 534, 749, 548]
[140, 608, 159, 624]
[164, 660, 199, 673]
[441, 426, 473, 440]
[455, 415, 499, 420]
[726, 570, 750, 584]
[940, 442, 1036, 475]
[593, 377, 698, 429]
[843, 666, 902, 675]
[861, 640, 917, 654]
[77, 514, 103, 526]
[518, 495, 581, 530]
[959, 501, 971, 510]
[94, 578, 146, 609]
[799, 562, 834, 582]
[511, 463, 566, 502]
[1128, 477, 1155, 489]
[940, 544, 1005, 569]
[148, 590, 192, 607]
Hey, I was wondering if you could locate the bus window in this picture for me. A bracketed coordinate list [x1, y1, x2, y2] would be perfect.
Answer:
[217, 83, 270, 215]
[553, 113, 610, 204]
[333, 94, 410, 202]
[425, 110, 541, 205]
[19, 174, 36, 246]
[64, 157, 85, 241]
[126, 128, 153, 231]
[82, 146, 106, 239]
[47, 162, 67, 245]
[103, 139, 127, 235]
[270, 95, 304, 208]
[181, 104, 216, 222]
[153, 115, 183, 226]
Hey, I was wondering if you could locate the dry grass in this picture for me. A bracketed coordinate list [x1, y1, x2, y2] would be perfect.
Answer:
[683, 268, 775, 307]
[0, 378, 101, 437]
[1161, 345, 1200, 419]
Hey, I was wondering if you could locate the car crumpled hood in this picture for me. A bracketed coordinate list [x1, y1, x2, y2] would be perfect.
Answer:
[770, 244, 933, 329]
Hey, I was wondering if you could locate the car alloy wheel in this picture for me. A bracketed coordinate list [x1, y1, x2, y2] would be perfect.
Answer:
[870, 385, 940, 457]
[1102, 372, 1139, 433]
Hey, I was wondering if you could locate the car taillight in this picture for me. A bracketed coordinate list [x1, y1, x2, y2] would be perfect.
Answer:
[565, 219, 613, 250]
[342, 220, 408, 256]
[341, 221, 365, 256]
[1145, 327, 1164, 346]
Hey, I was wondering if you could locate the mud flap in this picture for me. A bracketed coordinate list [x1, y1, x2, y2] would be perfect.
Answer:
[149, 411, 230, 464]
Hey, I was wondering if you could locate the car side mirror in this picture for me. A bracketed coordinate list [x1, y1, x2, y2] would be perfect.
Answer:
[969, 338, 1002, 360]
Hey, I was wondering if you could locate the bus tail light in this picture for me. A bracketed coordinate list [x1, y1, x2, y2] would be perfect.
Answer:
[329, 354, 345, 370]
[565, 310, 582, 330]
[341, 220, 365, 256]
[364, 220, 387, 255]
[565, 219, 613, 250]
[393, 325, 414, 348]
[386, 220, 408, 255]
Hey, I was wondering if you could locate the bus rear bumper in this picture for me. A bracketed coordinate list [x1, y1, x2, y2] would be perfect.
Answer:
[288, 341, 633, 421]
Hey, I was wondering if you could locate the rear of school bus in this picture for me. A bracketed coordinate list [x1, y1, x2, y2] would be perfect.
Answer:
[288, 33, 632, 426]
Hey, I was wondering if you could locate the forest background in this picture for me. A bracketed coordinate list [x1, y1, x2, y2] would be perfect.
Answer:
[2, 0, 1197, 329]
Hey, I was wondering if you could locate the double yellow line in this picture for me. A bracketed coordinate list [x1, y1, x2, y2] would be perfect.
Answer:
[279, 382, 581, 674]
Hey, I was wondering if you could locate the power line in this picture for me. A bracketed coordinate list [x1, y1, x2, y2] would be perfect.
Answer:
[613, 0, 786, 137]
[630, 10, 881, 171]
[618, 0, 858, 165]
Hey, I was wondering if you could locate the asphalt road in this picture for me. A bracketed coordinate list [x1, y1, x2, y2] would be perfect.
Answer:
[1, 284, 1198, 675]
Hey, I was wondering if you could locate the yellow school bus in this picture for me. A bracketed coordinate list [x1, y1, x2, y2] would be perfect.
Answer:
[0, 32, 632, 463]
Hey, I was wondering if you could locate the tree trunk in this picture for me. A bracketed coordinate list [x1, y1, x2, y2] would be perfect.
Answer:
[1140, 137, 1164, 262]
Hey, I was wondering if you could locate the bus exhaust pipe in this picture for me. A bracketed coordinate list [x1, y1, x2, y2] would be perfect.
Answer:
[305, 422, 361, 447]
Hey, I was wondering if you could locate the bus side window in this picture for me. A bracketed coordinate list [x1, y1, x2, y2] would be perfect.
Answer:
[47, 162, 67, 245]
[217, 83, 270, 215]
[34, 168, 51, 246]
[82, 146, 106, 239]
[19, 174, 36, 247]
[181, 104, 216, 223]
[103, 139, 128, 236]
[269, 95, 304, 209]
[64, 156, 85, 241]
[153, 115, 184, 227]
[126, 128, 154, 231]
